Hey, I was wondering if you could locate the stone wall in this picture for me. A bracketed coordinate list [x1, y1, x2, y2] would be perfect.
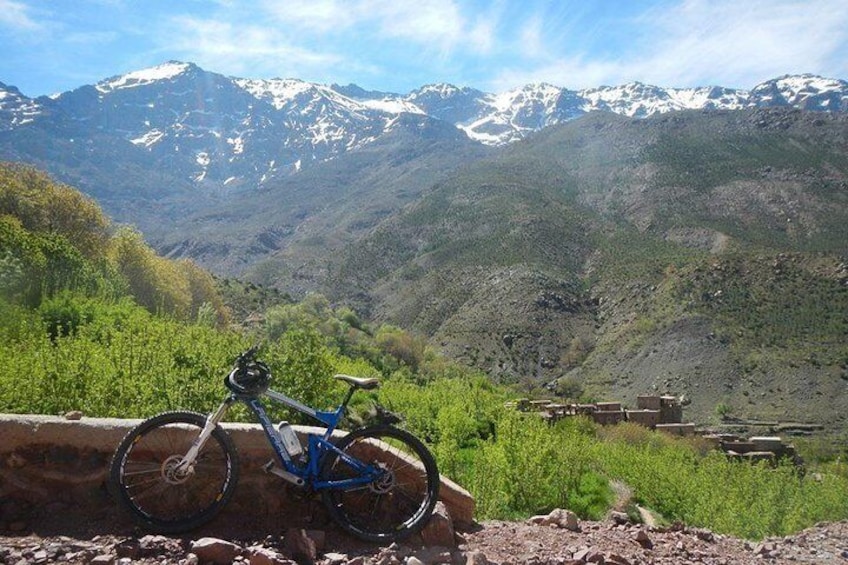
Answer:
[0, 414, 473, 534]
[508, 394, 687, 429]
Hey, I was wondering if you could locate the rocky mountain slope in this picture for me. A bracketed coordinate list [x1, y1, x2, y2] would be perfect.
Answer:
[297, 108, 848, 429]
[1, 63, 846, 210]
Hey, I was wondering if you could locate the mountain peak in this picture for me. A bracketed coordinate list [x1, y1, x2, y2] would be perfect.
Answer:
[0, 81, 25, 97]
[412, 83, 467, 97]
[95, 61, 197, 94]
[521, 81, 562, 91]
[233, 76, 363, 112]
[330, 83, 395, 100]
[749, 74, 848, 111]
[2, 64, 847, 181]
[0, 81, 43, 128]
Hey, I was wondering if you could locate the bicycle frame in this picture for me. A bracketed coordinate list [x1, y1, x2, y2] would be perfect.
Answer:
[179, 384, 381, 492]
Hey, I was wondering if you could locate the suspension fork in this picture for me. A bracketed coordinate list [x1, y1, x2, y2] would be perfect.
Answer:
[176, 396, 235, 472]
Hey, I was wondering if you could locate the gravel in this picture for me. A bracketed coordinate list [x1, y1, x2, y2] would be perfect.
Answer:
[2, 516, 848, 564]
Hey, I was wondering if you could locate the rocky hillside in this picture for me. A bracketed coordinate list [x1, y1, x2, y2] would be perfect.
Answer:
[288, 108, 848, 430]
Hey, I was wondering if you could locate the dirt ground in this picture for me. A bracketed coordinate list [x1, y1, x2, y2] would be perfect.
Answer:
[2, 510, 848, 565]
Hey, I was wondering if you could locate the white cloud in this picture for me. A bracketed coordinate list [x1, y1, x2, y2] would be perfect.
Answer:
[0, 0, 42, 31]
[517, 15, 545, 59]
[633, 0, 848, 86]
[259, 0, 470, 54]
[66, 0, 845, 96]
[153, 0, 503, 86]
[488, 0, 848, 91]
[374, 0, 464, 45]
[161, 16, 344, 79]
[468, 18, 495, 55]
[258, 0, 354, 32]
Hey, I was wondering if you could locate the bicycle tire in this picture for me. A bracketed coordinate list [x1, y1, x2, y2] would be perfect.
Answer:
[320, 425, 439, 542]
[109, 411, 239, 533]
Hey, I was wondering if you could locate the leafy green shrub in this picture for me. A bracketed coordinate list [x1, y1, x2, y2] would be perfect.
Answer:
[568, 471, 614, 520]
[262, 327, 346, 423]
[375, 325, 426, 372]
[592, 427, 848, 539]
[39, 292, 94, 340]
[715, 402, 732, 419]
[1, 220, 847, 540]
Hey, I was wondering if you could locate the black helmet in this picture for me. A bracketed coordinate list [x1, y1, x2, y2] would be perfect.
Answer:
[226, 360, 272, 395]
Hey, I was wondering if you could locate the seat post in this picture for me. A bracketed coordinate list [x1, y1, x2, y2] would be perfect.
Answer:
[340, 384, 357, 410]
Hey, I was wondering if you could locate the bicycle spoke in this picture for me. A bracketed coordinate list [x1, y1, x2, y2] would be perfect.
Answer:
[321, 426, 438, 542]
[122, 464, 162, 477]
[111, 412, 239, 532]
[127, 477, 172, 501]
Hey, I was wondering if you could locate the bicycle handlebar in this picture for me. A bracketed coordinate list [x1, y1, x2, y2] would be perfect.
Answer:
[235, 343, 261, 367]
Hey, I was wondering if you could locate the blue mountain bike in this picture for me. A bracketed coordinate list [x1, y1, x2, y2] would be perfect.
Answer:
[109, 345, 440, 542]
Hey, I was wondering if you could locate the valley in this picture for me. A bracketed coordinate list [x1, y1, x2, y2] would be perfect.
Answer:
[1, 63, 846, 433]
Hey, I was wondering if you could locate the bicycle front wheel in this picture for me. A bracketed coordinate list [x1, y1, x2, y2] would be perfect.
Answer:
[320, 425, 440, 542]
[109, 411, 239, 533]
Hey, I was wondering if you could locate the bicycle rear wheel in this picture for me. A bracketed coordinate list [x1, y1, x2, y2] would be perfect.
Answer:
[109, 411, 239, 533]
[320, 425, 439, 542]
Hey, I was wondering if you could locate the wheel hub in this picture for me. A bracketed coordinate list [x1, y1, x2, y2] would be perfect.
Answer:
[369, 464, 396, 494]
[161, 455, 193, 485]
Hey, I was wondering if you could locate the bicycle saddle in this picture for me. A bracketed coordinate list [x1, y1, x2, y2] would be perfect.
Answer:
[334, 374, 380, 390]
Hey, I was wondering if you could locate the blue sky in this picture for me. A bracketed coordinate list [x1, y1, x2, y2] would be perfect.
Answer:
[2, 0, 847, 97]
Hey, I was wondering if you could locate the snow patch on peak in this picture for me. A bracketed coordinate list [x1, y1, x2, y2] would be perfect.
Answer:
[579, 82, 736, 117]
[413, 83, 466, 98]
[360, 97, 424, 114]
[96, 62, 192, 93]
[130, 129, 165, 148]
[235, 77, 315, 109]
[495, 83, 562, 107]
[749, 74, 848, 110]
[0, 83, 45, 127]
[765, 74, 846, 92]
[236, 77, 422, 118]
[235, 77, 380, 115]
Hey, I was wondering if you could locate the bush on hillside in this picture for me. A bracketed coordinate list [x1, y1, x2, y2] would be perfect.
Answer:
[0, 162, 227, 322]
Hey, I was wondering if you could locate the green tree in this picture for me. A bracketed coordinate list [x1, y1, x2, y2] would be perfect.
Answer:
[0, 215, 45, 304]
[0, 163, 109, 259]
[375, 325, 426, 371]
[263, 328, 344, 422]
[109, 227, 191, 317]
[179, 259, 228, 325]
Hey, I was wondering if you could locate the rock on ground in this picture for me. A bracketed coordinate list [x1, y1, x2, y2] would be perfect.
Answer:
[2, 516, 848, 564]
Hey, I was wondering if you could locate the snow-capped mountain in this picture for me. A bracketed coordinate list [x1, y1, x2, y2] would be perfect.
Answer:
[445, 83, 587, 145]
[0, 82, 45, 130]
[44, 62, 417, 187]
[748, 74, 848, 111]
[1, 62, 846, 194]
[578, 82, 748, 118]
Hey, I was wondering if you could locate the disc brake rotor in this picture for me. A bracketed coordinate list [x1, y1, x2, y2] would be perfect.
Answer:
[161, 454, 193, 485]
[369, 464, 396, 494]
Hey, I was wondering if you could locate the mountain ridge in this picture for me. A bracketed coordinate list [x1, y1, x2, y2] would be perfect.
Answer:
[2, 62, 845, 237]
[2, 62, 846, 149]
